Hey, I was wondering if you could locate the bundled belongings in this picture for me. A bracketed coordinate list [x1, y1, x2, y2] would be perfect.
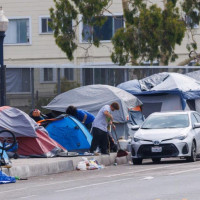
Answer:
[0, 106, 66, 158]
[76, 157, 105, 170]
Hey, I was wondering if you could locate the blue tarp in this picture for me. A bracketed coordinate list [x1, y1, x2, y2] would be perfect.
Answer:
[0, 171, 16, 184]
[46, 116, 92, 152]
[118, 72, 200, 110]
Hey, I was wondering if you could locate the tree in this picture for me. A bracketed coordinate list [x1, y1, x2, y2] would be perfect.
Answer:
[112, 1, 186, 65]
[180, 0, 200, 65]
[49, 0, 200, 66]
[49, 0, 110, 60]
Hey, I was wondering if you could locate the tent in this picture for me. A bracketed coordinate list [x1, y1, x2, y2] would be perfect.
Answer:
[0, 106, 65, 158]
[44, 84, 143, 139]
[45, 116, 92, 153]
[118, 72, 200, 117]
[186, 69, 200, 82]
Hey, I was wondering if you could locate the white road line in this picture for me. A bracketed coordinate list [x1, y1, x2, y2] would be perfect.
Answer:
[104, 162, 192, 177]
[0, 188, 27, 194]
[142, 176, 154, 180]
[20, 195, 37, 199]
[34, 179, 83, 187]
[0, 179, 86, 194]
[0, 161, 197, 195]
[2, 164, 188, 194]
[169, 167, 200, 175]
[56, 177, 134, 192]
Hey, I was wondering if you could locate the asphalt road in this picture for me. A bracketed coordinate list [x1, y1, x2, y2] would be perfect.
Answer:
[1, 158, 200, 200]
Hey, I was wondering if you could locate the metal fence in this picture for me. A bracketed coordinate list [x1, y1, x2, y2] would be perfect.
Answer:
[2, 65, 200, 113]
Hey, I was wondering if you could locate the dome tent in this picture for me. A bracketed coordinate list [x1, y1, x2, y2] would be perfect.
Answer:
[0, 106, 65, 157]
[46, 116, 92, 153]
[44, 84, 143, 139]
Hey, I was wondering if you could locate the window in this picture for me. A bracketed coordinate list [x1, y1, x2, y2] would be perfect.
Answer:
[82, 68, 127, 86]
[142, 114, 189, 129]
[191, 114, 198, 125]
[40, 17, 53, 34]
[40, 68, 56, 83]
[44, 68, 53, 81]
[185, 15, 199, 29]
[194, 113, 200, 123]
[82, 15, 124, 42]
[6, 68, 31, 93]
[64, 68, 74, 81]
[94, 69, 106, 84]
[188, 60, 197, 66]
[185, 10, 199, 29]
[82, 68, 93, 85]
[4, 18, 30, 44]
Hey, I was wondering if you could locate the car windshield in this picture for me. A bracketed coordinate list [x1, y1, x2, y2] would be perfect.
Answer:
[141, 114, 189, 129]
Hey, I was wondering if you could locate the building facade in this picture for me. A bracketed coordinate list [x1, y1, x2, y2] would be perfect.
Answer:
[1, 0, 200, 111]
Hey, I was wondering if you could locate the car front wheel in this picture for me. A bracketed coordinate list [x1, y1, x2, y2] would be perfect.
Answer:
[132, 158, 143, 165]
[186, 142, 196, 162]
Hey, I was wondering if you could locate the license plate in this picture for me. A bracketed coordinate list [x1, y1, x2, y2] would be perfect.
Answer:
[151, 146, 162, 152]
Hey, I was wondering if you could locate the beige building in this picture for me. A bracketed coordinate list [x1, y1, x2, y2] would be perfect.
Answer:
[1, 0, 199, 111]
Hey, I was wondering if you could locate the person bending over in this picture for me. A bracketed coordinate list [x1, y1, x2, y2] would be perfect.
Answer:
[90, 102, 120, 154]
[66, 106, 95, 131]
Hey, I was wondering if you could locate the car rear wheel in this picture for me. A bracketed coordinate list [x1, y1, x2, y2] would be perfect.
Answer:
[132, 158, 143, 165]
[186, 142, 196, 162]
[152, 158, 161, 164]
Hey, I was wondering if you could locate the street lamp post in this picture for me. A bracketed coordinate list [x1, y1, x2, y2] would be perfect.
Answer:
[0, 7, 9, 106]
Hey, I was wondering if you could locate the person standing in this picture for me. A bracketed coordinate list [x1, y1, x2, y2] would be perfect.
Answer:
[66, 106, 95, 131]
[90, 102, 120, 154]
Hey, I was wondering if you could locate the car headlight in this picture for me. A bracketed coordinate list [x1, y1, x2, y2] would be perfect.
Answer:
[133, 137, 142, 142]
[174, 135, 187, 140]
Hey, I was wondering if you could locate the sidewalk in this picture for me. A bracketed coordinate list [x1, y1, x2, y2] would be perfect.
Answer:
[2, 153, 131, 179]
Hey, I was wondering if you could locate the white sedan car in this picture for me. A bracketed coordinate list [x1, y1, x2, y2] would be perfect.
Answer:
[131, 111, 200, 165]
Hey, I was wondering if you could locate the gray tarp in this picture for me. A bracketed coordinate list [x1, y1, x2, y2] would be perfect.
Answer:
[186, 70, 200, 82]
[117, 72, 200, 93]
[119, 72, 200, 92]
[118, 72, 200, 117]
[150, 73, 200, 92]
[139, 72, 169, 91]
[44, 84, 142, 123]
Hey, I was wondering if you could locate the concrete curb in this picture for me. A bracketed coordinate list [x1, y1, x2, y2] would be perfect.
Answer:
[2, 153, 131, 179]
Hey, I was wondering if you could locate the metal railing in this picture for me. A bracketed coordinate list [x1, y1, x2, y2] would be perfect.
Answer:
[3, 65, 200, 113]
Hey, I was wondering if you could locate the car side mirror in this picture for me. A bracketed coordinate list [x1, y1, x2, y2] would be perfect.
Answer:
[193, 123, 200, 129]
[131, 125, 140, 130]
